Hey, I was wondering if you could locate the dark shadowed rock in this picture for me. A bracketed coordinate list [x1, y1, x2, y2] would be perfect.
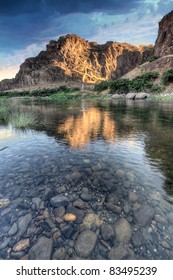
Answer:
[50, 195, 70, 208]
[66, 205, 85, 224]
[101, 223, 114, 242]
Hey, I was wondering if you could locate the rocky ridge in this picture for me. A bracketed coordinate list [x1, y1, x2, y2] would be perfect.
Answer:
[0, 34, 153, 91]
[154, 10, 173, 57]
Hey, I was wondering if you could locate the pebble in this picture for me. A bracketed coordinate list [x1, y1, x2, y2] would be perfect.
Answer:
[101, 223, 114, 242]
[114, 218, 132, 243]
[8, 223, 18, 236]
[63, 213, 77, 222]
[13, 239, 30, 252]
[116, 170, 125, 177]
[73, 199, 85, 209]
[106, 202, 121, 214]
[52, 247, 68, 260]
[32, 197, 41, 210]
[50, 196, 70, 208]
[0, 199, 10, 208]
[81, 213, 103, 230]
[129, 191, 138, 202]
[134, 205, 155, 226]
[80, 193, 92, 202]
[75, 230, 98, 258]
[54, 206, 66, 218]
[108, 245, 129, 260]
[167, 212, 173, 224]
[17, 213, 32, 238]
[29, 236, 53, 260]
[66, 206, 85, 224]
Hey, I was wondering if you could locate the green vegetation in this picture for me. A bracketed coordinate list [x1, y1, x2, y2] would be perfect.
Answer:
[0, 99, 9, 122]
[0, 85, 80, 98]
[95, 71, 161, 94]
[48, 90, 81, 100]
[147, 55, 159, 62]
[109, 79, 129, 94]
[162, 69, 173, 85]
[9, 111, 36, 128]
[0, 98, 36, 128]
[94, 81, 109, 92]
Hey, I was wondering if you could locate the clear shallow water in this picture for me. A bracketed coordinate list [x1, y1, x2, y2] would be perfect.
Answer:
[0, 99, 173, 260]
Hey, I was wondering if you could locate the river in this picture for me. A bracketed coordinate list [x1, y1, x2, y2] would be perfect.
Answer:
[0, 98, 173, 259]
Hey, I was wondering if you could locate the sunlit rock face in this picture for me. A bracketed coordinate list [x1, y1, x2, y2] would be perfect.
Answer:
[154, 10, 173, 57]
[0, 34, 153, 91]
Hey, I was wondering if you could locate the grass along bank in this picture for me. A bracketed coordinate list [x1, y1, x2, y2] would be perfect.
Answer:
[0, 98, 36, 128]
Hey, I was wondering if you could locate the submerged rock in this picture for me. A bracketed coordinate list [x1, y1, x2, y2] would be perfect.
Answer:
[82, 213, 103, 229]
[63, 213, 77, 222]
[13, 239, 30, 252]
[50, 195, 70, 208]
[134, 205, 155, 226]
[17, 213, 32, 238]
[74, 230, 98, 258]
[29, 236, 53, 260]
[114, 218, 132, 243]
[101, 223, 114, 242]
[0, 199, 10, 208]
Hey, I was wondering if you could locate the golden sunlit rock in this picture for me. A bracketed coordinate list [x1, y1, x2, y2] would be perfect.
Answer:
[63, 213, 77, 222]
[0, 198, 10, 208]
[0, 34, 153, 91]
[13, 239, 30, 252]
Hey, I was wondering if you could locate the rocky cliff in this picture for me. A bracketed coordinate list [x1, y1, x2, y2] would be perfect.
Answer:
[154, 10, 173, 57]
[0, 34, 153, 91]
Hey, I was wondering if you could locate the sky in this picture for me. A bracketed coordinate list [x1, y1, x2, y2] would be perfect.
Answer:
[0, 0, 173, 81]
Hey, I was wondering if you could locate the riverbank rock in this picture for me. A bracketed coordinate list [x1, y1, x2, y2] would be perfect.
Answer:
[29, 236, 53, 260]
[74, 230, 98, 258]
[126, 92, 150, 100]
[114, 218, 132, 243]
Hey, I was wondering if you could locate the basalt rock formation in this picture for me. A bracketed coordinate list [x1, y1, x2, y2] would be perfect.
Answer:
[0, 34, 153, 91]
[154, 10, 173, 57]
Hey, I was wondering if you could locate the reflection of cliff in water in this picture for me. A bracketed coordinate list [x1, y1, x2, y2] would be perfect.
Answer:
[56, 108, 116, 147]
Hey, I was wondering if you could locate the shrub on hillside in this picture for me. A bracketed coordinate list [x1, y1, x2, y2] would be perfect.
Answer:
[94, 81, 109, 92]
[109, 79, 129, 94]
[148, 55, 159, 62]
[162, 69, 173, 85]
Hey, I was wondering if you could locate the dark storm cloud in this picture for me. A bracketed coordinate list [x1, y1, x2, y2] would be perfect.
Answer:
[0, 0, 141, 16]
